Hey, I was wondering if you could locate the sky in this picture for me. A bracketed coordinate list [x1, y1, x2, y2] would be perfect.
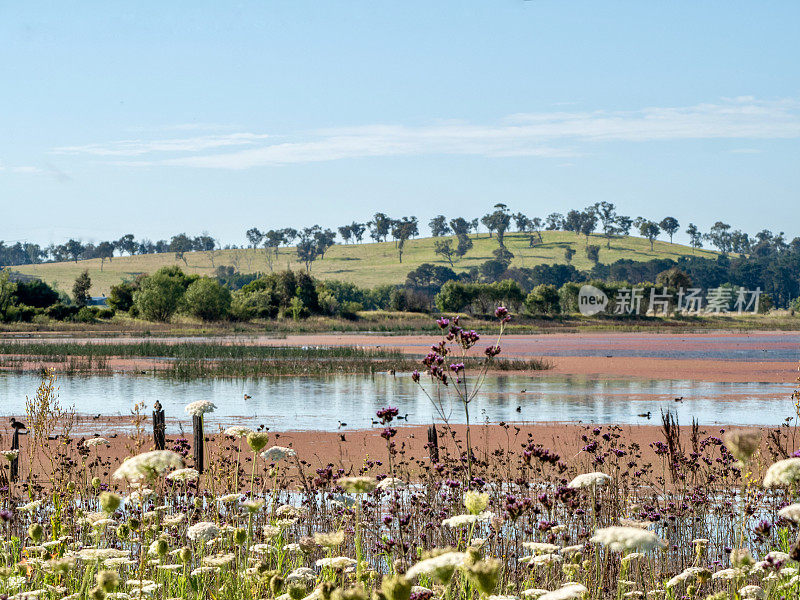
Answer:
[2, 1, 799, 247]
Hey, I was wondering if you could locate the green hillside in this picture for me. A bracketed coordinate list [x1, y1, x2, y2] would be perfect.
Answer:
[13, 232, 717, 297]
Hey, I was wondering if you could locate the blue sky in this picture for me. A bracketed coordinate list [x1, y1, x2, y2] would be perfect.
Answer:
[2, 1, 799, 246]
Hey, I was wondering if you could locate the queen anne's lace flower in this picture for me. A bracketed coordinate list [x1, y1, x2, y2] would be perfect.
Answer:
[739, 585, 765, 599]
[84, 437, 109, 447]
[202, 553, 235, 567]
[567, 472, 611, 489]
[590, 526, 665, 552]
[538, 584, 589, 600]
[261, 446, 297, 462]
[665, 567, 710, 588]
[442, 514, 479, 528]
[405, 552, 468, 581]
[2, 449, 20, 461]
[184, 400, 217, 416]
[315, 556, 357, 570]
[377, 477, 406, 490]
[464, 490, 490, 514]
[523, 542, 560, 554]
[187, 522, 220, 543]
[113, 451, 183, 483]
[166, 468, 199, 482]
[223, 426, 252, 437]
[778, 503, 800, 523]
[764, 458, 800, 487]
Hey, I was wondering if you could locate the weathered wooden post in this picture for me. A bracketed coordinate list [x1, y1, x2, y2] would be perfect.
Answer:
[192, 415, 204, 473]
[10, 428, 20, 482]
[427, 425, 439, 464]
[152, 401, 166, 450]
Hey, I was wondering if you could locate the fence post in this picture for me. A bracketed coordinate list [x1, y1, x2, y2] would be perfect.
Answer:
[10, 429, 20, 482]
[427, 425, 439, 464]
[153, 401, 166, 450]
[193, 415, 204, 473]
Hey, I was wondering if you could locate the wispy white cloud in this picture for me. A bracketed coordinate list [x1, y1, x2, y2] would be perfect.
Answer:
[52, 97, 800, 169]
[53, 133, 270, 157]
[0, 162, 43, 174]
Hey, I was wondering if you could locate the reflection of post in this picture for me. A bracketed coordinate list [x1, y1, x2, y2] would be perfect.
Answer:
[153, 401, 166, 450]
[192, 415, 204, 473]
[10, 429, 20, 482]
[427, 425, 439, 464]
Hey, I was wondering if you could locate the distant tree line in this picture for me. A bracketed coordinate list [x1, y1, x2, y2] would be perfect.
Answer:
[2, 203, 786, 273]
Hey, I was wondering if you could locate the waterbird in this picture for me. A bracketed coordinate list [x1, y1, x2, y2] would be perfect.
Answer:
[244, 394, 252, 400]
[338, 421, 348, 428]
[93, 414, 101, 420]
[520, 389, 526, 393]
[674, 396, 684, 402]
[396, 414, 409, 421]
[10, 417, 27, 431]
[516, 406, 522, 413]
[637, 412, 652, 419]
[339, 434, 346, 442]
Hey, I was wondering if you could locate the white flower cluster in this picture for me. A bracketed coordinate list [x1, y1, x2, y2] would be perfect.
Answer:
[184, 400, 217, 417]
[2, 449, 20, 461]
[763, 458, 800, 487]
[590, 526, 665, 552]
[778, 503, 800, 523]
[187, 522, 220, 543]
[567, 472, 611, 489]
[224, 425, 252, 437]
[84, 437, 109, 447]
[538, 584, 588, 600]
[377, 477, 405, 490]
[315, 556, 357, 570]
[261, 446, 297, 462]
[112, 450, 184, 483]
[166, 468, 200, 482]
[405, 551, 468, 580]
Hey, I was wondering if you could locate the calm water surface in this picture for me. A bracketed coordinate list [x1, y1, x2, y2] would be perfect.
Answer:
[0, 372, 795, 431]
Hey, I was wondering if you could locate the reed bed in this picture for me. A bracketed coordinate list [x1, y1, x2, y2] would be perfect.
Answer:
[0, 342, 550, 379]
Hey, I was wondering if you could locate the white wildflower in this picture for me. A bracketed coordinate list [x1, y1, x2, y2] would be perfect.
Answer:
[191, 566, 220, 576]
[666, 567, 710, 589]
[739, 585, 765, 599]
[262, 446, 297, 462]
[521, 590, 549, 599]
[187, 522, 219, 543]
[405, 552, 468, 580]
[166, 468, 199, 482]
[377, 477, 406, 490]
[764, 458, 800, 487]
[217, 493, 241, 504]
[286, 567, 316, 584]
[538, 584, 589, 600]
[441, 514, 479, 528]
[224, 426, 252, 437]
[113, 451, 183, 483]
[590, 526, 665, 552]
[779, 503, 800, 523]
[185, 400, 216, 416]
[522, 542, 559, 554]
[202, 553, 235, 567]
[567, 472, 611, 489]
[84, 437, 109, 447]
[1, 450, 20, 461]
[315, 556, 357, 570]
[18, 499, 43, 512]
[521, 553, 562, 566]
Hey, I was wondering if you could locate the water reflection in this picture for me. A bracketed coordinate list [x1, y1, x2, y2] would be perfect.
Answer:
[0, 372, 794, 431]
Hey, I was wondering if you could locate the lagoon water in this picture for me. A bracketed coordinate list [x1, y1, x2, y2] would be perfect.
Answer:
[0, 372, 795, 431]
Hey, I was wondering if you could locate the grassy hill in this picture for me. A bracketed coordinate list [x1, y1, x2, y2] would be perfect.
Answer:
[13, 232, 718, 297]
